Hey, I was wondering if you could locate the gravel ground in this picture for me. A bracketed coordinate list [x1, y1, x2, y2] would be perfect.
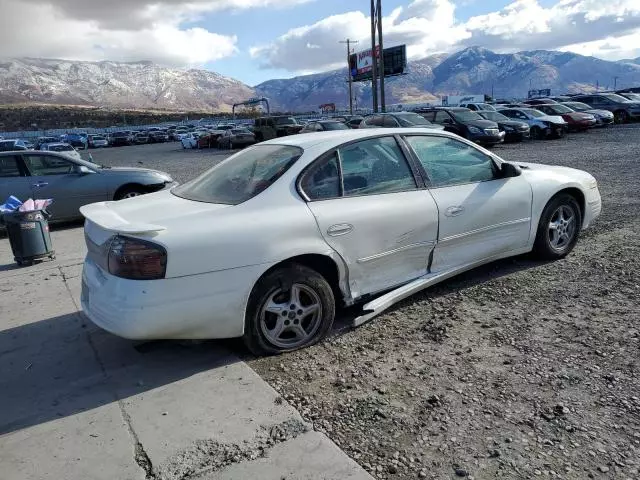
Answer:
[246, 126, 640, 480]
[90, 130, 639, 479]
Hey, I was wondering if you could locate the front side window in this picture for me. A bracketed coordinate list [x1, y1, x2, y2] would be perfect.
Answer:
[338, 137, 416, 196]
[24, 154, 75, 175]
[173, 145, 302, 205]
[405, 135, 497, 188]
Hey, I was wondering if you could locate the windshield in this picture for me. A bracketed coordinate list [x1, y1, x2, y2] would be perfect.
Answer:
[564, 102, 590, 111]
[476, 103, 496, 111]
[622, 93, 640, 101]
[602, 93, 631, 103]
[275, 117, 298, 125]
[479, 111, 509, 121]
[321, 122, 349, 130]
[173, 145, 303, 205]
[451, 110, 483, 121]
[523, 109, 545, 118]
[93, 136, 105, 140]
[232, 129, 251, 134]
[395, 113, 431, 126]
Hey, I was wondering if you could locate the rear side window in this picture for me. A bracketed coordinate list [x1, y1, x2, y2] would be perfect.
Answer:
[339, 137, 416, 196]
[300, 154, 340, 200]
[0, 156, 21, 177]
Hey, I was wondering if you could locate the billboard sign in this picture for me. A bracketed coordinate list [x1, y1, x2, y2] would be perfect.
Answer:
[349, 45, 406, 82]
[528, 89, 551, 98]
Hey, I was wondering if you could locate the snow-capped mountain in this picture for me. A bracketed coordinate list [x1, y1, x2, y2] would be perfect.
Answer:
[0, 58, 254, 111]
[256, 47, 640, 111]
[1, 48, 640, 113]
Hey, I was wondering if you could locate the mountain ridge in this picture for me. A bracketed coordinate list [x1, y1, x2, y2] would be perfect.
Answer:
[1, 48, 640, 113]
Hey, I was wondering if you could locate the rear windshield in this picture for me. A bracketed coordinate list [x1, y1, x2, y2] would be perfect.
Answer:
[275, 117, 298, 125]
[173, 145, 303, 205]
[321, 122, 349, 130]
[50, 145, 73, 151]
[452, 110, 483, 121]
[395, 113, 432, 126]
[563, 102, 590, 111]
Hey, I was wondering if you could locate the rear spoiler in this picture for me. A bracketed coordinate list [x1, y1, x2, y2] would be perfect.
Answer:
[80, 202, 166, 234]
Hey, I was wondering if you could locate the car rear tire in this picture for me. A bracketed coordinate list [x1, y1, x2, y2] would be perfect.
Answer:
[614, 110, 629, 124]
[243, 264, 335, 356]
[533, 193, 582, 260]
[114, 185, 145, 200]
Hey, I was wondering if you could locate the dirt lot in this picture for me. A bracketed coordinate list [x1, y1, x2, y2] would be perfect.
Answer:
[88, 130, 640, 480]
[241, 126, 640, 479]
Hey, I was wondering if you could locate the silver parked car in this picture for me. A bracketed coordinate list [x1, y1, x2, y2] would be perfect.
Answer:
[0, 151, 174, 222]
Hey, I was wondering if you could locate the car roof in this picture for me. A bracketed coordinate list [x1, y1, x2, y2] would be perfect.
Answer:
[260, 128, 464, 150]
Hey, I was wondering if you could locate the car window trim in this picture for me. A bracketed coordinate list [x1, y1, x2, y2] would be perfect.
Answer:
[22, 152, 77, 177]
[296, 133, 423, 202]
[401, 134, 502, 190]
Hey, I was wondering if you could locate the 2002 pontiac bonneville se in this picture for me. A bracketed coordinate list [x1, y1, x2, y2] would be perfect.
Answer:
[80, 128, 601, 355]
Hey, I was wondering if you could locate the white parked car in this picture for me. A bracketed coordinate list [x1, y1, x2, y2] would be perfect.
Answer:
[80, 129, 601, 355]
[39, 142, 82, 160]
[181, 132, 200, 149]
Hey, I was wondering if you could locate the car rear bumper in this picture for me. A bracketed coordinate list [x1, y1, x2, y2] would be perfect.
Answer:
[504, 130, 530, 142]
[470, 133, 504, 145]
[81, 258, 271, 340]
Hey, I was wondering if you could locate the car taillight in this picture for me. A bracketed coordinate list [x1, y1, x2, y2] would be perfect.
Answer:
[108, 236, 167, 280]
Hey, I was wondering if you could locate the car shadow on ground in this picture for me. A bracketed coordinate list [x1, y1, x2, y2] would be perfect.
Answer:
[332, 253, 551, 333]
[0, 310, 240, 435]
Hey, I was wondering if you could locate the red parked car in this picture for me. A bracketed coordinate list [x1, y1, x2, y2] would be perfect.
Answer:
[535, 104, 597, 131]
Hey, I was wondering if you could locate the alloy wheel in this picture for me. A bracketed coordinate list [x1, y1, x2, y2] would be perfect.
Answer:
[259, 283, 323, 349]
[547, 205, 577, 252]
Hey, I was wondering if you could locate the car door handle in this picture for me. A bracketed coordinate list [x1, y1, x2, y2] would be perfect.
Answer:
[32, 182, 49, 188]
[327, 223, 354, 236]
[445, 206, 465, 217]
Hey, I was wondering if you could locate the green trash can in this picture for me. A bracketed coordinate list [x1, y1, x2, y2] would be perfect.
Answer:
[1, 210, 55, 266]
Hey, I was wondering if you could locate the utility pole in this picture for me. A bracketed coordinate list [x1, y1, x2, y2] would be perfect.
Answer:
[376, 0, 386, 112]
[339, 39, 358, 114]
[596, 80, 599, 92]
[614, 76, 619, 90]
[370, 0, 378, 113]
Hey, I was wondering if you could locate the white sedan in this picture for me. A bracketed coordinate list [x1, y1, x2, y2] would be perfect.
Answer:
[80, 129, 601, 355]
[180, 132, 200, 149]
[39, 142, 82, 160]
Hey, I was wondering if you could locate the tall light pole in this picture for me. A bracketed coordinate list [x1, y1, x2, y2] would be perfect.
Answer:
[370, 0, 378, 113]
[614, 76, 619, 90]
[340, 39, 358, 114]
[376, 0, 386, 112]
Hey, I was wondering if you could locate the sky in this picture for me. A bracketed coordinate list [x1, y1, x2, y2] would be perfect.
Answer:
[0, 0, 639, 86]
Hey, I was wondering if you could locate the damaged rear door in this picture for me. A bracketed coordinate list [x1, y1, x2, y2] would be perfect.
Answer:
[300, 135, 438, 298]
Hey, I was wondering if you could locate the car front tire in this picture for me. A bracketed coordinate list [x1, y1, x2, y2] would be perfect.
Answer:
[533, 193, 582, 260]
[243, 264, 335, 356]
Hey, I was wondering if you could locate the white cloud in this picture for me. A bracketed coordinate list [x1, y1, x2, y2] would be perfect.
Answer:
[250, 0, 640, 73]
[0, 0, 311, 66]
[250, 0, 469, 71]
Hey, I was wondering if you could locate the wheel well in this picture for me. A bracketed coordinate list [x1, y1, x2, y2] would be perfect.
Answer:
[113, 183, 146, 200]
[260, 254, 343, 304]
[555, 187, 585, 220]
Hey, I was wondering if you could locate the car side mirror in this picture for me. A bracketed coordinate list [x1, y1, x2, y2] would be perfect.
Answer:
[500, 162, 522, 178]
[75, 165, 94, 175]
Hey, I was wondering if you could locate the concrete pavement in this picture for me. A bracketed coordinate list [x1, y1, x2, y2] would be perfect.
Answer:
[0, 226, 372, 480]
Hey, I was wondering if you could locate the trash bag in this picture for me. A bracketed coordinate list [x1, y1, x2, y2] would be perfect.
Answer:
[19, 198, 53, 212]
[0, 195, 23, 214]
